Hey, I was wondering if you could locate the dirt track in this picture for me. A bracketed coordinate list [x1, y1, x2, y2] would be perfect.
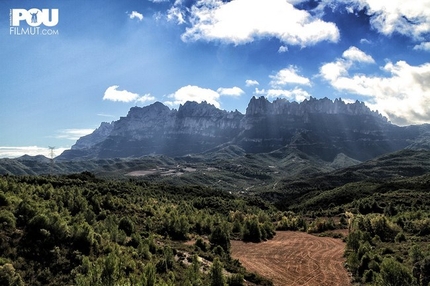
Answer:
[231, 231, 351, 286]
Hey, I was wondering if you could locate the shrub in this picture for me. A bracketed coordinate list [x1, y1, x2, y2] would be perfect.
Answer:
[195, 237, 208, 252]
[394, 232, 406, 243]
[118, 216, 134, 236]
[0, 210, 16, 230]
[73, 222, 95, 255]
[227, 273, 244, 286]
[362, 269, 375, 283]
[210, 224, 231, 252]
[0, 193, 9, 207]
[369, 215, 400, 242]
[101, 252, 119, 286]
[0, 263, 24, 286]
[242, 218, 261, 242]
[376, 258, 413, 286]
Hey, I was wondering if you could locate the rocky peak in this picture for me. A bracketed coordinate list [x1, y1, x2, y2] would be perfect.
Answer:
[177, 101, 224, 117]
[126, 102, 174, 121]
[71, 121, 114, 150]
[245, 96, 272, 115]
[245, 96, 387, 122]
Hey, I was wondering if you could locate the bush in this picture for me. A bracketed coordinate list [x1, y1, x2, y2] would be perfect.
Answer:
[242, 218, 262, 242]
[72, 222, 96, 254]
[195, 237, 208, 252]
[0, 263, 24, 286]
[394, 232, 406, 243]
[227, 273, 244, 286]
[0, 193, 9, 207]
[210, 224, 231, 253]
[0, 210, 16, 230]
[118, 216, 134, 236]
[376, 258, 413, 286]
[370, 215, 400, 242]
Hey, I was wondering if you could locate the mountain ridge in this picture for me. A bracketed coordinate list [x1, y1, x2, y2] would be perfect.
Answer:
[57, 96, 430, 161]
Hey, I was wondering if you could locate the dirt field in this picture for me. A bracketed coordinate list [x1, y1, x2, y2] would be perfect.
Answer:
[231, 231, 351, 286]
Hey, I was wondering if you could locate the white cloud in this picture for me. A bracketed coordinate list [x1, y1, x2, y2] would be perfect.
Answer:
[166, 85, 221, 108]
[245, 79, 259, 86]
[319, 46, 373, 83]
[414, 42, 430, 52]
[278, 45, 289, 53]
[136, 93, 156, 103]
[103, 85, 154, 103]
[103, 85, 139, 102]
[360, 38, 372, 45]
[217, 87, 244, 97]
[0, 146, 68, 158]
[181, 0, 339, 46]
[97, 113, 116, 118]
[320, 48, 430, 125]
[129, 11, 144, 21]
[56, 129, 95, 141]
[255, 87, 310, 102]
[167, 6, 186, 24]
[342, 46, 375, 63]
[319, 59, 350, 82]
[338, 0, 430, 40]
[270, 65, 311, 87]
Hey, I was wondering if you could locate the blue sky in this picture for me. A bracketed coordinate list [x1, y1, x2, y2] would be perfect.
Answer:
[0, 0, 429, 158]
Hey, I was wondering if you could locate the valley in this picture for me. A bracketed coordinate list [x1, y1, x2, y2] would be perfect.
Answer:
[1, 98, 430, 285]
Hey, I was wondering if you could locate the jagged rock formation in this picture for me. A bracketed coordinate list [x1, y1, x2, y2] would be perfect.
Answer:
[58, 96, 429, 161]
[72, 122, 115, 150]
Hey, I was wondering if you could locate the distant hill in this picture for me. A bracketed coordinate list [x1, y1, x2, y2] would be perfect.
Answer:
[17, 154, 51, 163]
[57, 97, 430, 162]
[266, 149, 430, 209]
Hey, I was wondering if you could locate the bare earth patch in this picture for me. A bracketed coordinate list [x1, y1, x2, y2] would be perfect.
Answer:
[231, 231, 351, 286]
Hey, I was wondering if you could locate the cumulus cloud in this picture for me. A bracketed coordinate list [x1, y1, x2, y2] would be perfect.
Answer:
[320, 48, 430, 125]
[336, 0, 430, 41]
[103, 86, 155, 103]
[0, 146, 68, 158]
[245, 79, 259, 86]
[181, 0, 339, 46]
[128, 11, 144, 21]
[270, 65, 311, 87]
[278, 46, 289, 53]
[414, 42, 430, 52]
[217, 87, 244, 97]
[166, 85, 221, 108]
[255, 87, 310, 102]
[319, 46, 374, 83]
[103, 86, 139, 102]
[342, 46, 375, 63]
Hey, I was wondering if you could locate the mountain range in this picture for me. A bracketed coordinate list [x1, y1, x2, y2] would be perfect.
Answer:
[57, 96, 430, 162]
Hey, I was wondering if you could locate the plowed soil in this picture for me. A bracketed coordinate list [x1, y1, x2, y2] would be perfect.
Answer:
[231, 231, 351, 286]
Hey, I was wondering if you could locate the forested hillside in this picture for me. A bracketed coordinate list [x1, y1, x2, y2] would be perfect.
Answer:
[0, 169, 430, 285]
[0, 173, 277, 285]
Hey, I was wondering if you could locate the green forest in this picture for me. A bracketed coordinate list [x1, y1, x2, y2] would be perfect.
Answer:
[0, 169, 430, 285]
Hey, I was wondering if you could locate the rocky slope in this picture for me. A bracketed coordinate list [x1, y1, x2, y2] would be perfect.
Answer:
[57, 96, 429, 161]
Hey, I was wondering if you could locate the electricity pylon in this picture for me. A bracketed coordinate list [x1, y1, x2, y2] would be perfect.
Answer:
[48, 146, 55, 175]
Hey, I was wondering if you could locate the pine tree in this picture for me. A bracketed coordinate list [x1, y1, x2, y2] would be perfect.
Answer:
[210, 257, 226, 286]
